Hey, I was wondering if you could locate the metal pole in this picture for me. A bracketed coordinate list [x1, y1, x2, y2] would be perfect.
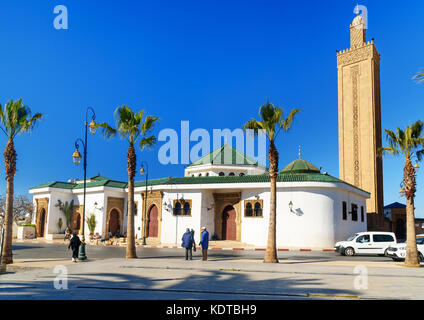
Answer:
[77, 107, 95, 261]
[142, 161, 148, 245]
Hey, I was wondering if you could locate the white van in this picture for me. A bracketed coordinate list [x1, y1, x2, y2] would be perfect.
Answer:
[334, 232, 397, 256]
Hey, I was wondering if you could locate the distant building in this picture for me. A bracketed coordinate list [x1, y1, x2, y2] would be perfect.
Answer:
[383, 202, 424, 240]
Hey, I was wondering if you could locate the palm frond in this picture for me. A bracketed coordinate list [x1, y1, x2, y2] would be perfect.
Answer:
[95, 122, 117, 140]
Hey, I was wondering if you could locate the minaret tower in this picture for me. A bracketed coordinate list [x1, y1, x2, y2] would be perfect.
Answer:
[336, 12, 384, 230]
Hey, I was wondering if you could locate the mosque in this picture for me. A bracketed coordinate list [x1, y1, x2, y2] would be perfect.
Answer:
[29, 12, 384, 248]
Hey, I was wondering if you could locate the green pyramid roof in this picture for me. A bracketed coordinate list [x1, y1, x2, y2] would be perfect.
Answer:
[187, 144, 265, 168]
[281, 159, 320, 174]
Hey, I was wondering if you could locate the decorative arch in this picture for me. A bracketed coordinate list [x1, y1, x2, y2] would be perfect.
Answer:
[105, 197, 125, 238]
[141, 191, 163, 243]
[213, 193, 241, 241]
[35, 197, 49, 238]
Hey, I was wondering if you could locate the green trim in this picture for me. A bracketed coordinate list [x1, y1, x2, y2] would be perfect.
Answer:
[187, 144, 266, 168]
[31, 172, 369, 195]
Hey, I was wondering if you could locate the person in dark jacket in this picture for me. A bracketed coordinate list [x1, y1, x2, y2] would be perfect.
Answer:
[190, 228, 196, 252]
[181, 228, 194, 260]
[68, 233, 81, 262]
[199, 227, 209, 261]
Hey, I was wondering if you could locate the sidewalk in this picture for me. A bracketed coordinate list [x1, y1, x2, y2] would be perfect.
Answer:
[1, 256, 423, 300]
[14, 238, 336, 252]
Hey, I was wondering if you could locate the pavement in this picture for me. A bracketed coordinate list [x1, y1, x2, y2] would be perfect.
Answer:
[1, 249, 423, 300]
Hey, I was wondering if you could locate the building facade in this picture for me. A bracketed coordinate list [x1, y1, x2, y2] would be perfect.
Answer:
[30, 145, 369, 249]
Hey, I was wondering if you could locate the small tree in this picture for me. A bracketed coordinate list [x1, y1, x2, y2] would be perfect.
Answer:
[58, 218, 63, 233]
[86, 213, 96, 238]
[55, 199, 74, 231]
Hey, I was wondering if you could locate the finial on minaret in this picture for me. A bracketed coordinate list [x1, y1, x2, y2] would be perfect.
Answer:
[354, 3, 360, 15]
[298, 145, 302, 159]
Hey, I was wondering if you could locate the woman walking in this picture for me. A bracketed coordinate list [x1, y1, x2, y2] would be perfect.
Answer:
[68, 233, 81, 262]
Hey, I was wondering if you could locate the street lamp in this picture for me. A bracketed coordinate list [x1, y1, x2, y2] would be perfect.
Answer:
[72, 107, 97, 260]
[140, 161, 148, 246]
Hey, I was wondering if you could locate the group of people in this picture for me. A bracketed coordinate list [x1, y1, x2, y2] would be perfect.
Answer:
[181, 226, 209, 261]
[66, 226, 211, 263]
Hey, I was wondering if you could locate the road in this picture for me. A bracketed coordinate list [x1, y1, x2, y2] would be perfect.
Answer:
[12, 242, 395, 262]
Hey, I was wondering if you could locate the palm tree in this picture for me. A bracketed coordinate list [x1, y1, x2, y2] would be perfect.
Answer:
[0, 98, 42, 264]
[55, 199, 74, 231]
[97, 105, 159, 259]
[378, 120, 424, 267]
[243, 102, 300, 263]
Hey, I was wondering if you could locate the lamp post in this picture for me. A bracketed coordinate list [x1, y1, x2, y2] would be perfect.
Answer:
[72, 107, 97, 260]
[140, 161, 148, 246]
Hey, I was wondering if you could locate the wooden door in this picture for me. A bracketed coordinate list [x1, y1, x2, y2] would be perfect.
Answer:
[109, 209, 120, 235]
[39, 209, 46, 237]
[222, 205, 236, 240]
[147, 205, 158, 238]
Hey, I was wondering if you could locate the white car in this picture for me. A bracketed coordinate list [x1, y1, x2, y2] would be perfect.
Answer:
[386, 237, 424, 262]
[334, 232, 397, 257]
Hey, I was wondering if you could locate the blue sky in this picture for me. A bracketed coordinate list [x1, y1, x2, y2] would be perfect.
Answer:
[0, 0, 423, 217]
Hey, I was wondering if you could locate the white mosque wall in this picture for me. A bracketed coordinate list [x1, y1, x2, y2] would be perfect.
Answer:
[200, 190, 215, 242]
[240, 185, 367, 248]
[160, 190, 203, 244]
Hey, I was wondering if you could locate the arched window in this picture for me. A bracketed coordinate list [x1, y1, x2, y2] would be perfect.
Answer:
[254, 202, 263, 217]
[219, 172, 225, 176]
[245, 202, 253, 216]
[205, 172, 209, 176]
[239, 173, 245, 176]
[174, 202, 182, 215]
[183, 202, 191, 215]
[229, 172, 235, 176]
[198, 173, 202, 177]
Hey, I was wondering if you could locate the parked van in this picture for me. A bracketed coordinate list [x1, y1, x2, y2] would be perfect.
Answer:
[334, 232, 397, 256]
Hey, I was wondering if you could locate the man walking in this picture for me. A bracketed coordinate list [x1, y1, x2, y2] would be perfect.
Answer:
[181, 228, 194, 260]
[199, 226, 209, 261]
[68, 232, 81, 262]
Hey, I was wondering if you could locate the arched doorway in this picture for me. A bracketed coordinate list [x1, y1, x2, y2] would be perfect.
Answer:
[39, 209, 46, 237]
[147, 205, 158, 238]
[222, 205, 236, 240]
[109, 209, 120, 236]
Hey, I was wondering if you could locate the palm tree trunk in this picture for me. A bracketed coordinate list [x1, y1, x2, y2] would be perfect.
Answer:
[264, 141, 279, 263]
[2, 139, 17, 265]
[403, 157, 419, 267]
[126, 143, 137, 259]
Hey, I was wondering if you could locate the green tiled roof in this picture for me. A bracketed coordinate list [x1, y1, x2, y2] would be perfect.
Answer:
[31, 172, 369, 195]
[281, 159, 320, 173]
[135, 172, 369, 194]
[31, 177, 127, 191]
[187, 144, 265, 168]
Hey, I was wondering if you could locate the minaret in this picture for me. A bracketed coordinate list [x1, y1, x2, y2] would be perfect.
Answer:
[337, 13, 384, 230]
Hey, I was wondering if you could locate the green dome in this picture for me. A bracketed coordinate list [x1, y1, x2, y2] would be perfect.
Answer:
[280, 159, 320, 174]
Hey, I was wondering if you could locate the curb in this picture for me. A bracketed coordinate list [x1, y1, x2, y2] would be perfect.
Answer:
[14, 240, 335, 252]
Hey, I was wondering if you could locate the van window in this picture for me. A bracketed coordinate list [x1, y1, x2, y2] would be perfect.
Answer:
[356, 235, 370, 243]
[347, 234, 358, 241]
[373, 234, 394, 242]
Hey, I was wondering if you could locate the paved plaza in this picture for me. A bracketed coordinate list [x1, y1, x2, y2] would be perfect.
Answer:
[1, 243, 423, 300]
